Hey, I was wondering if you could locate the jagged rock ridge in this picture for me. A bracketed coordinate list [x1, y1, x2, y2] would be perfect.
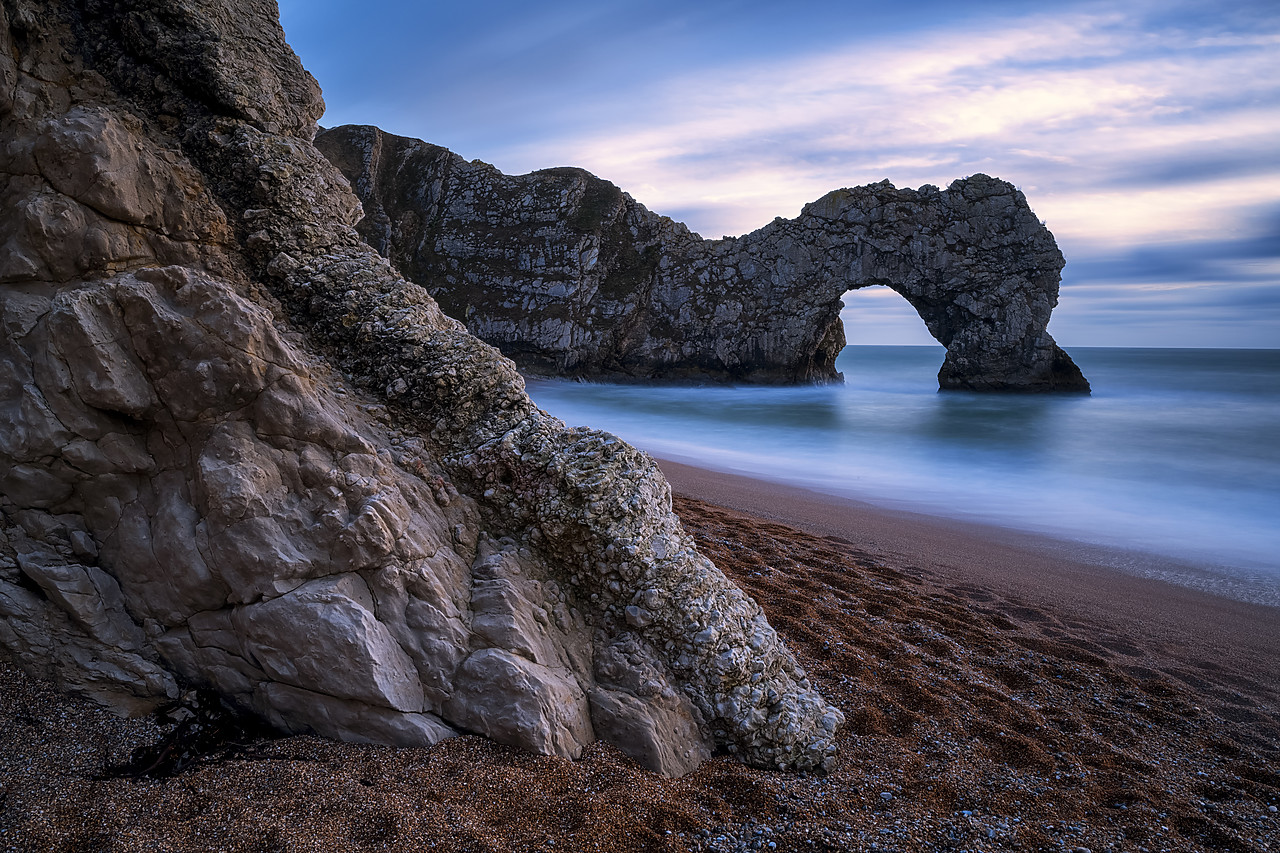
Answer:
[317, 124, 1089, 392]
[0, 0, 842, 777]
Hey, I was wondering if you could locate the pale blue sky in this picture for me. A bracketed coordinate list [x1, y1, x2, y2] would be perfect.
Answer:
[279, 0, 1279, 347]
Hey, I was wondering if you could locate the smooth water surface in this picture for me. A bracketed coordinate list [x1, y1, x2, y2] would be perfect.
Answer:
[525, 347, 1280, 602]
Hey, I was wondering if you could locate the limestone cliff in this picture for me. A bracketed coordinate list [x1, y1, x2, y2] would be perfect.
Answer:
[0, 0, 841, 776]
[317, 124, 1089, 392]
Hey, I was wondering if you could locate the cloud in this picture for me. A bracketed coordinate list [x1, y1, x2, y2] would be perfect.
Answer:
[482, 5, 1280, 248]
[504, 2, 1280, 347]
[1049, 272, 1280, 347]
[284, 0, 1279, 347]
[1040, 175, 1280, 247]
[1064, 212, 1280, 284]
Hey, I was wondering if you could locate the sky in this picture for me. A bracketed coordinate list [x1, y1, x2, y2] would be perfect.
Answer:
[277, 0, 1280, 348]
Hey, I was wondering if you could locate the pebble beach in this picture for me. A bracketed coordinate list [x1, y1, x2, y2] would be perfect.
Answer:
[2, 469, 1277, 852]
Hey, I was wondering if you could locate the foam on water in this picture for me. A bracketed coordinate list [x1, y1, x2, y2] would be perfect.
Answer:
[525, 347, 1280, 604]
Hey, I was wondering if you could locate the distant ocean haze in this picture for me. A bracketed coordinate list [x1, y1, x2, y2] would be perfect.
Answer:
[525, 346, 1280, 605]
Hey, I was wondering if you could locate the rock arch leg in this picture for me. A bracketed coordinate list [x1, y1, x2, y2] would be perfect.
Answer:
[880, 283, 1090, 392]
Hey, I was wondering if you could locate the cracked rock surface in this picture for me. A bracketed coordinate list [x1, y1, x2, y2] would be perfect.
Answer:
[317, 124, 1089, 391]
[0, 0, 841, 776]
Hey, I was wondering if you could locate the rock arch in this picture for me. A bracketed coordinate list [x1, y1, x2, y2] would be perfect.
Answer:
[317, 125, 1089, 392]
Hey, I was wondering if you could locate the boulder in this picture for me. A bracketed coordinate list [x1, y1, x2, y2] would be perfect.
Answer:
[0, 0, 843, 775]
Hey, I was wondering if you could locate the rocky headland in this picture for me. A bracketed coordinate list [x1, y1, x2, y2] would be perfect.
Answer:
[0, 0, 841, 777]
[317, 124, 1089, 392]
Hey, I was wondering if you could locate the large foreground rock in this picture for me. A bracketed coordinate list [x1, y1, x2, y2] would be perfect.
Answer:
[317, 124, 1089, 392]
[0, 0, 841, 776]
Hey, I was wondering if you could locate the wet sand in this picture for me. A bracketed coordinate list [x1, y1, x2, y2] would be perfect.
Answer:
[657, 458, 1280, 712]
[2, 465, 1278, 852]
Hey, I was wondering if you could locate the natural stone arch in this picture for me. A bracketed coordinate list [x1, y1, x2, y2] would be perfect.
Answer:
[317, 125, 1089, 392]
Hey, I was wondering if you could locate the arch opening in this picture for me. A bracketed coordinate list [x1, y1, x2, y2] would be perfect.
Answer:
[840, 286, 939, 348]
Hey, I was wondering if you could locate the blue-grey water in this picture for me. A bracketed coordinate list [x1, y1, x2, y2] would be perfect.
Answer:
[525, 346, 1280, 605]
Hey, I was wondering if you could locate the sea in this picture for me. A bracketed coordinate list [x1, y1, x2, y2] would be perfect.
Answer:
[524, 346, 1280, 607]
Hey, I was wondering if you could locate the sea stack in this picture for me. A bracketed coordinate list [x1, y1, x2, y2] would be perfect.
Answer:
[317, 124, 1089, 392]
[0, 0, 841, 776]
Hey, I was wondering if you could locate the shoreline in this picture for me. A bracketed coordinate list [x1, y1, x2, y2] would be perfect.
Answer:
[652, 452, 1280, 604]
[3, 463, 1278, 850]
[657, 456, 1280, 712]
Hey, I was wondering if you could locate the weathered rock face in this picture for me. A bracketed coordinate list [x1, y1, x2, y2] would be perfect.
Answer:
[0, 0, 842, 776]
[317, 125, 1089, 392]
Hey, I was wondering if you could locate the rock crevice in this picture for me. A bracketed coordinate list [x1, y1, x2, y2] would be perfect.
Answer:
[317, 124, 1089, 392]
